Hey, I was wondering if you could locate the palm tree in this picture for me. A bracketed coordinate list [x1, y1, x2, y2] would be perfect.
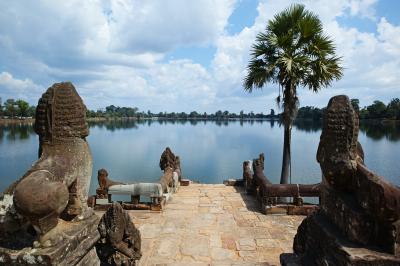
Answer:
[244, 4, 343, 184]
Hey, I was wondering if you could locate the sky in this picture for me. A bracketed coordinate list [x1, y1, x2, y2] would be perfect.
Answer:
[0, 0, 399, 113]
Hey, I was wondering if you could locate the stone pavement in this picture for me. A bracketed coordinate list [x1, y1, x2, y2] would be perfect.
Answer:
[129, 184, 305, 266]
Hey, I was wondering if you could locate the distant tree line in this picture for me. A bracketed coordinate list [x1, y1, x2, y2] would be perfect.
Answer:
[296, 106, 325, 121]
[0, 99, 278, 120]
[296, 98, 400, 121]
[0, 98, 36, 118]
[86, 105, 140, 118]
[2, 98, 399, 121]
[86, 105, 279, 120]
[356, 98, 400, 120]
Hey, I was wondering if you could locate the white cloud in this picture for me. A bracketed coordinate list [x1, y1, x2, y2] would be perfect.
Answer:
[0, 72, 42, 102]
[0, 72, 39, 91]
[78, 59, 215, 111]
[0, 0, 236, 111]
[108, 0, 235, 53]
[377, 18, 400, 56]
[209, 0, 400, 110]
[0, 0, 399, 112]
[349, 0, 377, 19]
[0, 0, 235, 64]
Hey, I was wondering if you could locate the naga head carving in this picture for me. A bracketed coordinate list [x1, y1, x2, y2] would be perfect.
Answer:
[317, 95, 359, 190]
[34, 82, 89, 143]
[253, 153, 265, 170]
[159, 147, 177, 171]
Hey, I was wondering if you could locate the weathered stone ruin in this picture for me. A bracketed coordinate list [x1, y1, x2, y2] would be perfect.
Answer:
[96, 202, 141, 266]
[159, 147, 176, 171]
[159, 147, 181, 193]
[243, 160, 254, 193]
[0, 82, 100, 265]
[244, 153, 320, 215]
[93, 147, 182, 210]
[281, 95, 400, 265]
[95, 168, 124, 202]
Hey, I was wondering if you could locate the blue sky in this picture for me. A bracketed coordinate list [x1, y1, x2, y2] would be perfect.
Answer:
[1, 0, 400, 113]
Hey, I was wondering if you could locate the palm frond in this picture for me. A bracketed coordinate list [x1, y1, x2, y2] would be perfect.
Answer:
[243, 3, 343, 107]
[243, 59, 269, 92]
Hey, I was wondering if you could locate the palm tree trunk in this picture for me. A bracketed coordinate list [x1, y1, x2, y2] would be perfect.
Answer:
[280, 120, 291, 184]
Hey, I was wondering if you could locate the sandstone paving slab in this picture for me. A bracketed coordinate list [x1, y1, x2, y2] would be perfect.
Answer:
[199, 197, 211, 204]
[166, 263, 210, 266]
[165, 203, 198, 210]
[139, 223, 163, 239]
[160, 221, 179, 235]
[232, 263, 273, 266]
[209, 207, 224, 214]
[230, 201, 245, 208]
[239, 250, 259, 261]
[237, 238, 256, 251]
[210, 232, 222, 248]
[186, 213, 217, 229]
[130, 184, 304, 265]
[221, 233, 238, 250]
[172, 197, 200, 205]
[199, 203, 217, 207]
[210, 247, 238, 261]
[180, 234, 210, 260]
[210, 196, 225, 201]
[153, 237, 180, 259]
[162, 209, 197, 218]
[256, 238, 280, 248]
[257, 247, 285, 265]
[236, 227, 258, 238]
[253, 227, 271, 238]
[199, 206, 210, 213]
[216, 213, 236, 228]
[236, 218, 255, 227]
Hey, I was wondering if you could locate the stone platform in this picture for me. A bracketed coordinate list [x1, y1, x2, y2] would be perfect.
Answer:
[124, 184, 304, 265]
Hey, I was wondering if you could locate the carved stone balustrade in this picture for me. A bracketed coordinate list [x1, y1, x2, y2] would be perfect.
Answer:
[243, 153, 320, 215]
[93, 148, 182, 211]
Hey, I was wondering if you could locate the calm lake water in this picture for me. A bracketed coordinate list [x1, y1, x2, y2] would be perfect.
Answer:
[0, 119, 399, 196]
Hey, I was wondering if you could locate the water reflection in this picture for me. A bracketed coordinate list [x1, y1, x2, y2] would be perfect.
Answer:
[1, 119, 400, 142]
[359, 120, 400, 141]
[0, 119, 399, 194]
[0, 123, 35, 142]
[87, 119, 276, 128]
[87, 119, 139, 131]
[294, 120, 322, 133]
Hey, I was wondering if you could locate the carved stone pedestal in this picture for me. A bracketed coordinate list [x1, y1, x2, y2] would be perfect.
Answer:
[281, 212, 400, 266]
[0, 214, 100, 265]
